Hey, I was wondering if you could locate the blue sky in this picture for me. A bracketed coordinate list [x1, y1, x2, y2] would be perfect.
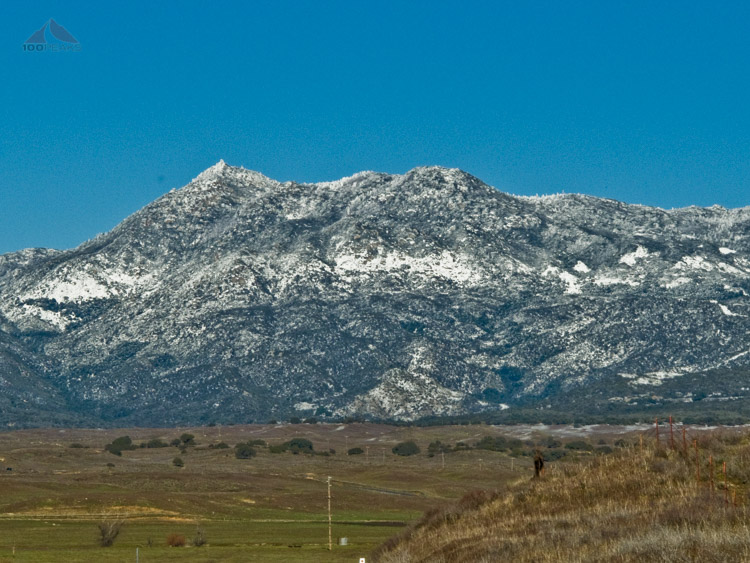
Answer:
[1, 1, 749, 253]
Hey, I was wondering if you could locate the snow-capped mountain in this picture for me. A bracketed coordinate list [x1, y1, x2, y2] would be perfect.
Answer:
[1, 162, 749, 426]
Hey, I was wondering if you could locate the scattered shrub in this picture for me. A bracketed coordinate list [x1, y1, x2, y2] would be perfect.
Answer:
[565, 440, 594, 452]
[105, 436, 136, 456]
[193, 525, 206, 547]
[475, 436, 509, 451]
[234, 443, 257, 459]
[166, 533, 186, 547]
[70, 443, 87, 449]
[289, 417, 302, 424]
[144, 438, 169, 449]
[214, 442, 229, 449]
[170, 438, 181, 447]
[172, 456, 184, 468]
[539, 436, 562, 449]
[246, 439, 267, 447]
[180, 433, 195, 446]
[348, 447, 364, 455]
[428, 440, 452, 455]
[285, 438, 314, 454]
[97, 519, 123, 547]
[392, 441, 420, 456]
[545, 449, 568, 461]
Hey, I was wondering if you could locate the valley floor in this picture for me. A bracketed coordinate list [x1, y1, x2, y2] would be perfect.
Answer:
[0, 422, 530, 562]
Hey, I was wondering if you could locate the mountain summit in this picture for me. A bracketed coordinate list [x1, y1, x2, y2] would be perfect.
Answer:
[1, 163, 749, 427]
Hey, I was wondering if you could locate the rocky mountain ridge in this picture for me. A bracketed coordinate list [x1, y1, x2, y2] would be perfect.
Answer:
[1, 162, 749, 426]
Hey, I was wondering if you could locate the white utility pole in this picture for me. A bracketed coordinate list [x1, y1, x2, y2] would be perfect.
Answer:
[327, 476, 332, 551]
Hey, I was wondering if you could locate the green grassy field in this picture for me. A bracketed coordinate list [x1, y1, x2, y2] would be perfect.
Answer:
[0, 423, 534, 562]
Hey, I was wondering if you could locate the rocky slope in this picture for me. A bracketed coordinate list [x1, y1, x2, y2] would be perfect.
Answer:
[1, 161, 749, 426]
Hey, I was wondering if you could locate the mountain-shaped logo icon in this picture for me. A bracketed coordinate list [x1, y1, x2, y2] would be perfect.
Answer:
[23, 19, 80, 52]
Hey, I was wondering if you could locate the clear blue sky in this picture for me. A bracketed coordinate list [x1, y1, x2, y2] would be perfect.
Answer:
[2, 1, 749, 254]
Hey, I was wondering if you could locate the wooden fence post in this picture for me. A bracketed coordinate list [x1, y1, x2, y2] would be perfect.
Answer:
[723, 461, 728, 507]
[694, 440, 700, 486]
[655, 418, 659, 446]
[669, 416, 674, 450]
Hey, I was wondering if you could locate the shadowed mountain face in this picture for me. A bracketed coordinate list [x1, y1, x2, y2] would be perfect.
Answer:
[1, 162, 749, 427]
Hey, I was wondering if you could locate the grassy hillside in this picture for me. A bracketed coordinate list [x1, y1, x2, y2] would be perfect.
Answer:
[373, 428, 750, 562]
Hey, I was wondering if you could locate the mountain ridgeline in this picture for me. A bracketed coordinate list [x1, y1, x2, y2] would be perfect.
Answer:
[1, 162, 749, 427]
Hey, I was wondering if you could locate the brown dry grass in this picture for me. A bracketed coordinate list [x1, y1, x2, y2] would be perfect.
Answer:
[374, 430, 750, 562]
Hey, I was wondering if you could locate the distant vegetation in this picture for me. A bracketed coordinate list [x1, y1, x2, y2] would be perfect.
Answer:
[166, 533, 186, 547]
[234, 443, 257, 459]
[268, 437, 315, 455]
[392, 441, 420, 456]
[97, 518, 123, 547]
[144, 438, 169, 448]
[104, 436, 136, 456]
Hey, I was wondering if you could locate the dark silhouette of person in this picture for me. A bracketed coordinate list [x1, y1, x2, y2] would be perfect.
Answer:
[533, 450, 545, 478]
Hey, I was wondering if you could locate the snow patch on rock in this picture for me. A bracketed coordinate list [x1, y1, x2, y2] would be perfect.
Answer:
[619, 246, 650, 266]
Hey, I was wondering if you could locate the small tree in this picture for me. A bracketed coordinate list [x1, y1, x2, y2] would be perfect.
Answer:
[193, 524, 207, 547]
[105, 436, 136, 456]
[180, 433, 196, 446]
[234, 443, 256, 459]
[173, 456, 184, 468]
[97, 518, 123, 547]
[392, 441, 420, 456]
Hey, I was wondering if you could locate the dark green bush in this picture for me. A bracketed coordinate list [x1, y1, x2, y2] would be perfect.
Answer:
[565, 440, 594, 451]
[392, 441, 420, 456]
[475, 436, 508, 451]
[145, 438, 169, 449]
[427, 440, 452, 454]
[105, 436, 136, 456]
[348, 447, 364, 455]
[285, 438, 314, 454]
[234, 443, 256, 459]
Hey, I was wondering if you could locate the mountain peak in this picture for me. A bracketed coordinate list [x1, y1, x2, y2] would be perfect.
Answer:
[193, 159, 230, 182]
